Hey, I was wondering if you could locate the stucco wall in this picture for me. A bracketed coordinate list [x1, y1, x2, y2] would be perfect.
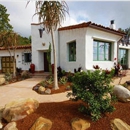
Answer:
[59, 27, 122, 72]
[58, 28, 86, 72]
[85, 27, 121, 70]
[31, 24, 50, 71]
[31, 24, 59, 72]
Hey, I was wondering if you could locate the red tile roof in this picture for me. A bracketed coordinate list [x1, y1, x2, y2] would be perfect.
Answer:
[58, 21, 125, 36]
[0, 44, 31, 50]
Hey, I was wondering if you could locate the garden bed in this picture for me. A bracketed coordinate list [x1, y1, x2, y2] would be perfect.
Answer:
[14, 100, 130, 130]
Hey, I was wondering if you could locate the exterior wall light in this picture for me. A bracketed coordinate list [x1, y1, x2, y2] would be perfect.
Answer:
[38, 28, 45, 38]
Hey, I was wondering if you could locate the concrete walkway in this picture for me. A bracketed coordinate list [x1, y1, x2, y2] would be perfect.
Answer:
[0, 78, 69, 107]
[0, 70, 130, 107]
[112, 70, 130, 85]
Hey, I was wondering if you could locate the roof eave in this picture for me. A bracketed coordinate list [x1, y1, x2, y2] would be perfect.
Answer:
[89, 24, 125, 36]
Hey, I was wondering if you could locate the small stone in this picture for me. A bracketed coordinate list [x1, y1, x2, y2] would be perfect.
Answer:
[38, 86, 45, 94]
[45, 88, 51, 94]
[3, 122, 18, 130]
[0, 78, 5, 85]
[33, 86, 39, 91]
[111, 118, 130, 130]
[71, 118, 90, 130]
[0, 74, 5, 78]
[0, 122, 3, 129]
[29, 117, 52, 130]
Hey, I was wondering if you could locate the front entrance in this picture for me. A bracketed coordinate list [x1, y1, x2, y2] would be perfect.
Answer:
[44, 52, 49, 72]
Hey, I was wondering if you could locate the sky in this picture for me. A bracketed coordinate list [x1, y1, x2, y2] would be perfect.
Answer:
[0, 1, 130, 37]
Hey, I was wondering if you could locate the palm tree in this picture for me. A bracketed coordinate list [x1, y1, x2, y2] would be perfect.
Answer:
[0, 31, 19, 77]
[27, 1, 69, 89]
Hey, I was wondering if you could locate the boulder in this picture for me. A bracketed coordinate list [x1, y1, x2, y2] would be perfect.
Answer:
[111, 118, 130, 130]
[71, 118, 90, 130]
[0, 122, 3, 129]
[0, 106, 4, 120]
[45, 88, 51, 94]
[0, 78, 5, 85]
[0, 106, 4, 129]
[0, 74, 5, 78]
[29, 117, 52, 130]
[113, 85, 130, 102]
[38, 86, 45, 94]
[3, 122, 18, 130]
[126, 85, 130, 91]
[33, 85, 39, 91]
[2, 98, 39, 122]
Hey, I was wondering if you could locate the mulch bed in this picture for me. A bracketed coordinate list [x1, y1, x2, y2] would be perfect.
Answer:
[32, 82, 72, 94]
[15, 100, 130, 130]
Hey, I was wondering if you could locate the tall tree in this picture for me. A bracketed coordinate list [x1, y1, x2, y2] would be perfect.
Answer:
[0, 31, 19, 77]
[0, 4, 13, 32]
[27, 1, 69, 90]
[118, 28, 130, 46]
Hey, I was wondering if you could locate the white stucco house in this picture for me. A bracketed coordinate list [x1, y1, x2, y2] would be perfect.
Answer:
[0, 21, 128, 74]
[31, 21, 126, 73]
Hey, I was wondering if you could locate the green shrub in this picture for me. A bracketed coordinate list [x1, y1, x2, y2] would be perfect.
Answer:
[21, 70, 30, 79]
[67, 70, 116, 121]
[5, 72, 13, 81]
[40, 80, 48, 87]
[57, 66, 66, 79]
[59, 76, 67, 85]
[67, 72, 74, 82]
[46, 76, 53, 85]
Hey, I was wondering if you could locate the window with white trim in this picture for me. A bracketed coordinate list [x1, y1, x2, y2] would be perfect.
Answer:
[22, 52, 31, 63]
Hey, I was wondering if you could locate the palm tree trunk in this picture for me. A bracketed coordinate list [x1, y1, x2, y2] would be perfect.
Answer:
[50, 28, 59, 90]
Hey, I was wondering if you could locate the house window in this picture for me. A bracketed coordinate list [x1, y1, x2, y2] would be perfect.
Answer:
[93, 40, 111, 61]
[68, 41, 76, 61]
[24, 53, 31, 63]
[118, 49, 128, 66]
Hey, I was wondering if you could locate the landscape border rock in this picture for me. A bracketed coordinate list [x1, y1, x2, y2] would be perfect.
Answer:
[2, 98, 39, 122]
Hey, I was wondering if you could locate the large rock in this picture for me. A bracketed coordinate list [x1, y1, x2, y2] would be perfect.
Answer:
[71, 118, 90, 130]
[29, 117, 52, 130]
[111, 118, 130, 130]
[45, 88, 51, 94]
[0, 74, 5, 78]
[0, 78, 5, 85]
[2, 98, 39, 122]
[3, 122, 18, 130]
[0, 106, 4, 120]
[38, 86, 45, 94]
[0, 122, 3, 129]
[113, 85, 130, 102]
[0, 106, 4, 129]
